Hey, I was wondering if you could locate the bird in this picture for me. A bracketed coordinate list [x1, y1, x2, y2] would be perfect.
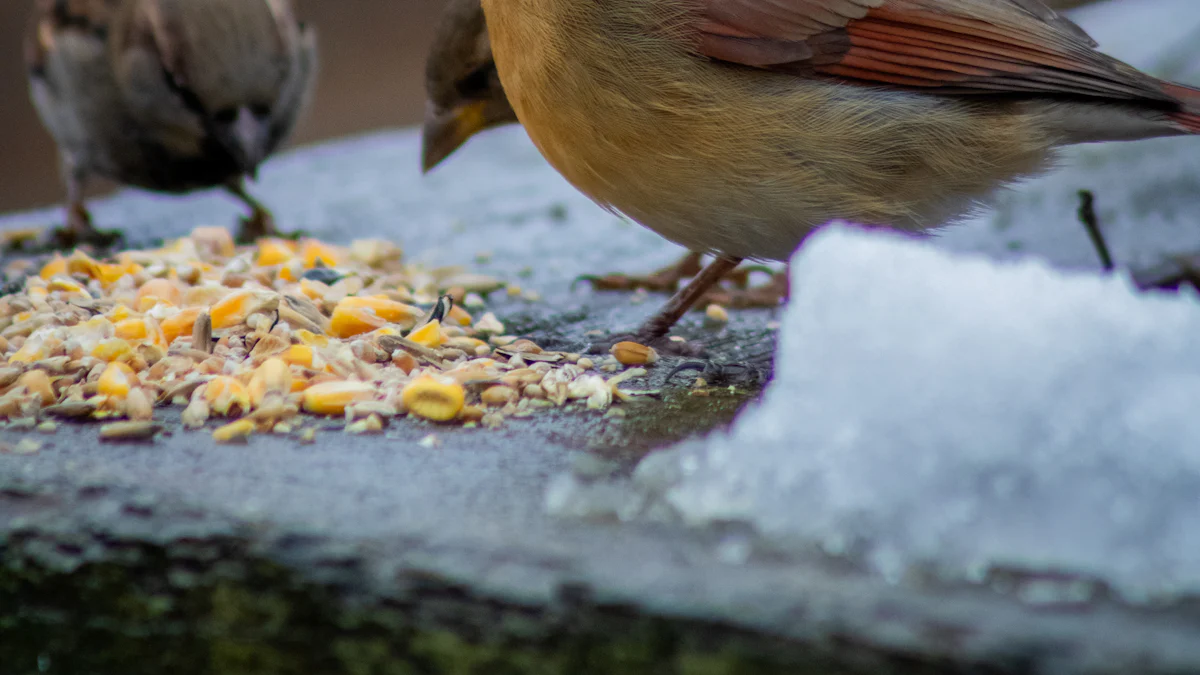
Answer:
[422, 0, 518, 174]
[25, 0, 317, 247]
[479, 0, 1200, 345]
[422, 0, 790, 311]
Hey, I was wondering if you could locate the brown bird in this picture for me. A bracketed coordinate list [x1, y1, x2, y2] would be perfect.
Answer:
[480, 0, 1200, 345]
[422, 0, 789, 310]
[422, 0, 517, 173]
[26, 0, 317, 246]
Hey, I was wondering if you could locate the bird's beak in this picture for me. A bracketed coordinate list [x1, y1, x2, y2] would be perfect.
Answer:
[229, 107, 270, 179]
[421, 100, 491, 174]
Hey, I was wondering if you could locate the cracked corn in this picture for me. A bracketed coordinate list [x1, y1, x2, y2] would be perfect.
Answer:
[0, 227, 658, 439]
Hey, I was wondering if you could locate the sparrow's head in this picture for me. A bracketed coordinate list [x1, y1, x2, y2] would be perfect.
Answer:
[422, 0, 517, 173]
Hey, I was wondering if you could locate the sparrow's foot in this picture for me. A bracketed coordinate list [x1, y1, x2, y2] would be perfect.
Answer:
[235, 206, 279, 244]
[576, 251, 703, 293]
[42, 204, 122, 251]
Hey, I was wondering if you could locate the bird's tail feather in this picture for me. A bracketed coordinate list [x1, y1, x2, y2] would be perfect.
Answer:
[1161, 82, 1200, 133]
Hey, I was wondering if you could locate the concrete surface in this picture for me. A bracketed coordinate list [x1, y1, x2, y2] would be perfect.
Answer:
[3, 124, 1200, 674]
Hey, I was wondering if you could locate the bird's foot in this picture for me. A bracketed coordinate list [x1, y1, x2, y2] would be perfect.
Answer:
[39, 205, 122, 252]
[575, 252, 703, 293]
[664, 359, 765, 388]
[701, 270, 790, 310]
[235, 206, 280, 244]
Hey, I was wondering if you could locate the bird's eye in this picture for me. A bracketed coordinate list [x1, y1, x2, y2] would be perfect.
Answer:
[456, 63, 496, 99]
[250, 104, 271, 118]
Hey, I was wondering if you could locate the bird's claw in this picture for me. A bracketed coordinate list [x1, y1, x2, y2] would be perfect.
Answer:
[665, 359, 763, 386]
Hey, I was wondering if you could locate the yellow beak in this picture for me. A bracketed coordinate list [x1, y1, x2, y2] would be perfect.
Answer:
[421, 101, 491, 173]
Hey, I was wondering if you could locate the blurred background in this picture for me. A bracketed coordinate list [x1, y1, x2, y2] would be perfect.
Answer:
[0, 0, 1098, 215]
[0, 1, 442, 214]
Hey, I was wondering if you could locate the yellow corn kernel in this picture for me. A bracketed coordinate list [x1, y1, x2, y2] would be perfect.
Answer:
[447, 305, 473, 327]
[280, 344, 316, 369]
[96, 262, 137, 286]
[39, 255, 67, 280]
[330, 304, 387, 339]
[136, 278, 182, 308]
[47, 276, 89, 296]
[160, 307, 203, 346]
[109, 304, 134, 323]
[278, 261, 303, 283]
[212, 418, 255, 444]
[301, 240, 342, 268]
[98, 362, 138, 398]
[92, 338, 133, 362]
[210, 289, 277, 329]
[407, 320, 446, 348]
[298, 278, 327, 301]
[401, 374, 465, 422]
[66, 251, 101, 279]
[190, 226, 236, 258]
[302, 380, 375, 415]
[114, 317, 167, 349]
[17, 370, 57, 406]
[293, 329, 329, 347]
[248, 357, 293, 407]
[339, 296, 422, 326]
[256, 238, 296, 266]
[205, 376, 251, 416]
[9, 341, 47, 364]
[183, 284, 230, 308]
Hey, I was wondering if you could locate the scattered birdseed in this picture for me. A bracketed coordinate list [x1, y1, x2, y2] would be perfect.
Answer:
[14, 438, 42, 454]
[705, 303, 730, 325]
[0, 226, 663, 444]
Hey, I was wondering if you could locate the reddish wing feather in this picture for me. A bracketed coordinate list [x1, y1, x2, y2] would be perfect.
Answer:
[695, 0, 1175, 104]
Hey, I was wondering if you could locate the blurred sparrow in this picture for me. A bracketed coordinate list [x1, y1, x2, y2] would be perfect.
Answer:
[26, 0, 317, 246]
[481, 0, 1200, 344]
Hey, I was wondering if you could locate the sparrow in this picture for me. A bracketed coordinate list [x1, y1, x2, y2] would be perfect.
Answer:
[422, 0, 790, 310]
[480, 0, 1200, 344]
[26, 0, 317, 246]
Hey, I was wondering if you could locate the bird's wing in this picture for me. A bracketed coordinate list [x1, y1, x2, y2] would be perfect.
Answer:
[693, 0, 1174, 103]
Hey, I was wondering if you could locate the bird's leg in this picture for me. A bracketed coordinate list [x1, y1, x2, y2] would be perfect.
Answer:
[226, 179, 279, 243]
[576, 251, 705, 293]
[634, 255, 743, 343]
[46, 165, 121, 249]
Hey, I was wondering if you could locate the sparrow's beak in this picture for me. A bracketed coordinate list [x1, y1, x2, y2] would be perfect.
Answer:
[222, 106, 271, 179]
[421, 100, 491, 173]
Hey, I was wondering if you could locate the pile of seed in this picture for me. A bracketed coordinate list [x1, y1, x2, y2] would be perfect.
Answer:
[0, 226, 659, 444]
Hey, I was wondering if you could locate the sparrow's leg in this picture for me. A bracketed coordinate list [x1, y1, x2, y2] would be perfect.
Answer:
[47, 164, 121, 249]
[226, 179, 279, 243]
[577, 251, 704, 293]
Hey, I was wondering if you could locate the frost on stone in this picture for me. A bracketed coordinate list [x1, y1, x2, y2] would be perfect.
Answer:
[650, 226, 1200, 599]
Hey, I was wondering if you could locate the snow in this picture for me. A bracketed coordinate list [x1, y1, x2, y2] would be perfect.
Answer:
[545, 1, 1200, 600]
[550, 226, 1200, 599]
